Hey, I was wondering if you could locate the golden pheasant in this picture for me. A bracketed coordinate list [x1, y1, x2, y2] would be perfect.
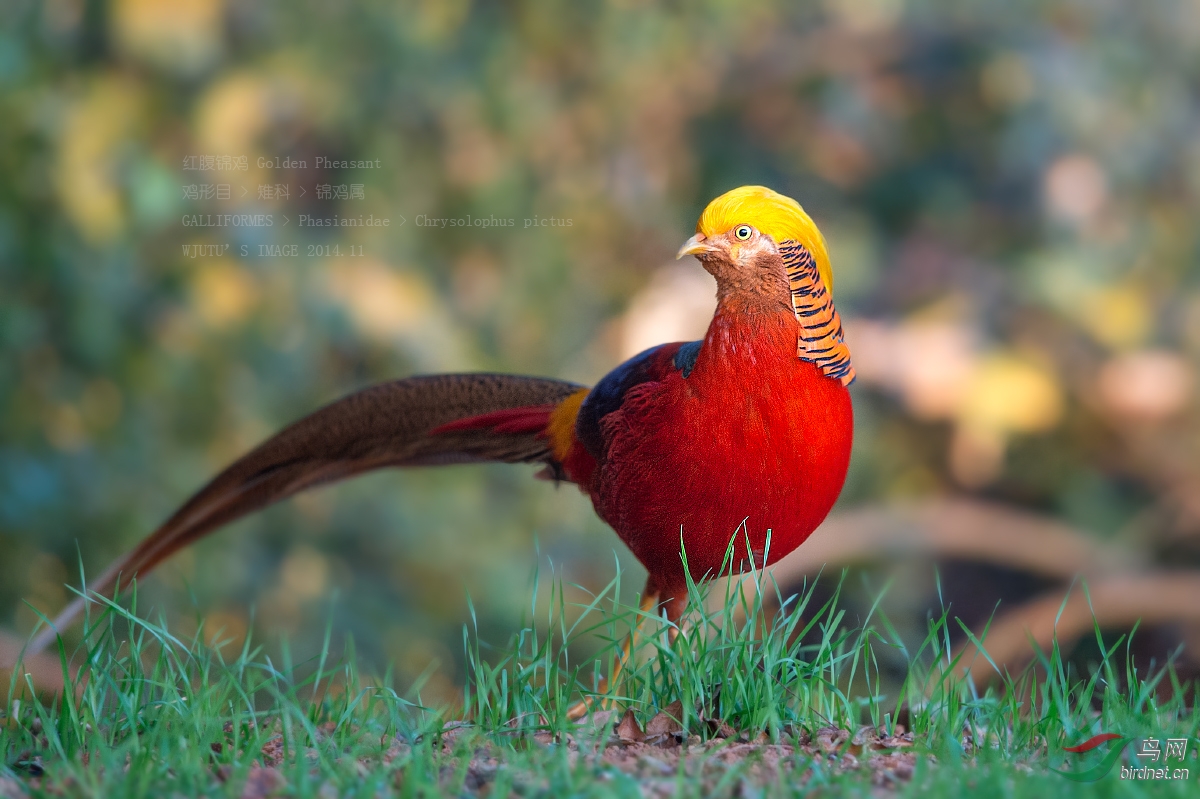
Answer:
[26, 186, 855, 706]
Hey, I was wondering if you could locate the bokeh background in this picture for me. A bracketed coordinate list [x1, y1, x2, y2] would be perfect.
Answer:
[2, 0, 1199, 705]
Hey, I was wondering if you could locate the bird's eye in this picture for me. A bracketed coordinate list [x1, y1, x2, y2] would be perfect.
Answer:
[733, 225, 753, 241]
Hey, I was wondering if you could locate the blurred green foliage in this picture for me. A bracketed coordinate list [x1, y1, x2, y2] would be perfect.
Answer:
[2, 0, 1199, 702]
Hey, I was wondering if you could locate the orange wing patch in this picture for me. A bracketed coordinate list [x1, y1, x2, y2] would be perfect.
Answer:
[781, 242, 855, 386]
[546, 387, 589, 462]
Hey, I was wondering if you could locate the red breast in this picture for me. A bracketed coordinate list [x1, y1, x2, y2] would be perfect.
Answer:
[569, 309, 853, 595]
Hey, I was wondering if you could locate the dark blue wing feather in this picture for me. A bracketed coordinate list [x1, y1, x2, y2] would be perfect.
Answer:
[575, 340, 701, 460]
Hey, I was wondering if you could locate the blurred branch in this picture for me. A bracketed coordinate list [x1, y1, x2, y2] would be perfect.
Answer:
[0, 630, 71, 698]
[771, 499, 1141, 582]
[954, 572, 1200, 679]
[762, 499, 1200, 674]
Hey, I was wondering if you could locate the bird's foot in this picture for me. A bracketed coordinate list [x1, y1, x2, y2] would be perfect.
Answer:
[566, 587, 658, 722]
[565, 680, 611, 721]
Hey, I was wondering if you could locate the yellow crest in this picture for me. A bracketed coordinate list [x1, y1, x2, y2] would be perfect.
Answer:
[696, 185, 835, 294]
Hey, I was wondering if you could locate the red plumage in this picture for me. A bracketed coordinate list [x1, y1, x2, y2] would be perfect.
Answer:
[562, 307, 852, 614]
[432, 405, 558, 436]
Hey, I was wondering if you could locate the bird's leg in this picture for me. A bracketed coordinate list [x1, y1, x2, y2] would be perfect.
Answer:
[663, 592, 689, 645]
[566, 587, 660, 721]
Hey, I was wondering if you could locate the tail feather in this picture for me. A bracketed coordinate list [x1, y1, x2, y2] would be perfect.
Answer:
[25, 373, 585, 657]
[431, 405, 561, 436]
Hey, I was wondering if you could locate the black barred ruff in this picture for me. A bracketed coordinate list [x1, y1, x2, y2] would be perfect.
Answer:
[780, 241, 855, 386]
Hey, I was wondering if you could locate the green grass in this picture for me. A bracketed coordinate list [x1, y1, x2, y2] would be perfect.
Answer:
[2, 549, 1198, 797]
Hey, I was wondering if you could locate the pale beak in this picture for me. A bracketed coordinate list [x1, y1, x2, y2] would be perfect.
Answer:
[676, 233, 712, 260]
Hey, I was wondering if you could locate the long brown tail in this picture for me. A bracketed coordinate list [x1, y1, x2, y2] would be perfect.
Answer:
[24, 373, 585, 657]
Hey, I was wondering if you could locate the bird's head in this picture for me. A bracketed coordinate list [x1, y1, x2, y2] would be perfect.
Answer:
[677, 185, 854, 385]
[677, 185, 834, 297]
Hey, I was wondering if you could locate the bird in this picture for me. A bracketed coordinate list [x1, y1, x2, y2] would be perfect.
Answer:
[24, 185, 855, 712]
